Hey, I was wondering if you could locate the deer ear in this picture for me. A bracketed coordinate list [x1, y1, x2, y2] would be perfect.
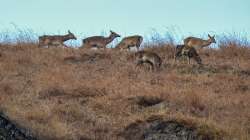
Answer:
[68, 30, 71, 34]
[208, 34, 211, 38]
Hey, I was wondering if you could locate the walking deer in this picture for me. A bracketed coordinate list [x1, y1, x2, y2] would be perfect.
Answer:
[38, 30, 77, 48]
[174, 45, 202, 65]
[182, 34, 216, 53]
[81, 30, 120, 49]
[135, 51, 162, 71]
[115, 35, 143, 51]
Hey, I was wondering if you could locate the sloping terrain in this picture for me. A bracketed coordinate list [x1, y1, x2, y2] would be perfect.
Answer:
[0, 43, 249, 140]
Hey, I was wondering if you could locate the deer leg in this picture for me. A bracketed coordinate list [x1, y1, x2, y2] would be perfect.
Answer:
[125, 45, 130, 52]
[63, 44, 69, 48]
[58, 44, 66, 48]
[181, 47, 189, 64]
[127, 47, 130, 52]
[39, 44, 46, 48]
[136, 60, 144, 70]
[188, 56, 191, 64]
[136, 60, 143, 66]
[174, 51, 182, 64]
[38, 43, 42, 48]
[174, 52, 180, 64]
[136, 46, 140, 52]
[147, 63, 153, 71]
[102, 45, 106, 50]
[146, 61, 154, 72]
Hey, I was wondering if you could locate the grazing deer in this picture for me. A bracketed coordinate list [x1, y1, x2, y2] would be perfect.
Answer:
[81, 30, 120, 49]
[115, 35, 143, 51]
[135, 51, 162, 71]
[38, 30, 77, 48]
[174, 45, 202, 65]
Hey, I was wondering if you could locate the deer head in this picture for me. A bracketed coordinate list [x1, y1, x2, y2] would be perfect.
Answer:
[208, 34, 216, 44]
[68, 30, 77, 40]
[110, 30, 121, 38]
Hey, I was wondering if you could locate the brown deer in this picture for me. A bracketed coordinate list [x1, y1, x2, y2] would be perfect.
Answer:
[135, 51, 162, 71]
[81, 30, 120, 49]
[115, 35, 143, 51]
[38, 30, 77, 48]
[174, 45, 202, 65]
[182, 34, 216, 53]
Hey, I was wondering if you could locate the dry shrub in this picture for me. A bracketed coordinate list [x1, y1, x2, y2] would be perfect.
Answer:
[131, 96, 164, 107]
[184, 92, 207, 116]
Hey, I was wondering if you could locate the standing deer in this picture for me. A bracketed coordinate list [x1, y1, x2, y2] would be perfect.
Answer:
[174, 45, 202, 65]
[135, 51, 162, 71]
[81, 30, 120, 49]
[115, 35, 143, 51]
[182, 34, 216, 54]
[38, 30, 77, 48]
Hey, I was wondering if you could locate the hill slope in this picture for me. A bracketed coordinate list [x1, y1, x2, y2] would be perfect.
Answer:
[0, 44, 250, 140]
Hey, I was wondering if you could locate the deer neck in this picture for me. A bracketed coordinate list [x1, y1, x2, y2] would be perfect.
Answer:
[62, 34, 71, 42]
[201, 39, 212, 47]
[105, 34, 116, 44]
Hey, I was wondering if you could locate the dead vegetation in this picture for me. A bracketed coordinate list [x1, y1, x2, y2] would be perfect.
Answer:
[0, 41, 249, 140]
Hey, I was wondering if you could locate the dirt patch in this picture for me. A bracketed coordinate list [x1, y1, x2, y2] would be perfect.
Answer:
[64, 52, 111, 64]
[38, 87, 106, 100]
[235, 85, 249, 93]
[64, 56, 83, 64]
[130, 96, 164, 107]
[176, 65, 217, 75]
[237, 70, 250, 77]
[176, 64, 243, 75]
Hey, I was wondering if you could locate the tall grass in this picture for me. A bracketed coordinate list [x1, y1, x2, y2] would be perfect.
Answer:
[218, 32, 250, 48]
[0, 24, 38, 45]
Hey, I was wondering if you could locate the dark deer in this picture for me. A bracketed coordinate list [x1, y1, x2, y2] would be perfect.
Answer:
[174, 45, 202, 65]
[135, 51, 162, 71]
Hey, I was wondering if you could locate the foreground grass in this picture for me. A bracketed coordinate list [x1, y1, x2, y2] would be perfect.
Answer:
[0, 43, 249, 140]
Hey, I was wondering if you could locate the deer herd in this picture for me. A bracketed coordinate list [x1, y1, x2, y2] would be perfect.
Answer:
[38, 30, 216, 71]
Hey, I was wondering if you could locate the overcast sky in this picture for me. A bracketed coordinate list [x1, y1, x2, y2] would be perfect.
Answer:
[1, 0, 250, 40]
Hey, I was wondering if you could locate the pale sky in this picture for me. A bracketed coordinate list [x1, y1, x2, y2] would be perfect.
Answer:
[0, 0, 250, 43]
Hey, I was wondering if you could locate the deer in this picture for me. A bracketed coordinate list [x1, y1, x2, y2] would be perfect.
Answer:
[182, 34, 216, 54]
[135, 50, 162, 71]
[115, 35, 143, 51]
[81, 30, 120, 49]
[174, 45, 202, 65]
[38, 30, 77, 48]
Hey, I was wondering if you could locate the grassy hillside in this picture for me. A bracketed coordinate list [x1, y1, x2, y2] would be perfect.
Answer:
[0, 42, 249, 140]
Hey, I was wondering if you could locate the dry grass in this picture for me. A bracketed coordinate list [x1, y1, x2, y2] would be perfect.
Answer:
[0, 41, 250, 140]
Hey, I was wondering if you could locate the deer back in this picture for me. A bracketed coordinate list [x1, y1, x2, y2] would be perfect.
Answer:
[116, 35, 143, 49]
[184, 36, 212, 49]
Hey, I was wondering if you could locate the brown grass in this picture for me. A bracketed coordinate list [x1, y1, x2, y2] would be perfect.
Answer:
[0, 42, 250, 140]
